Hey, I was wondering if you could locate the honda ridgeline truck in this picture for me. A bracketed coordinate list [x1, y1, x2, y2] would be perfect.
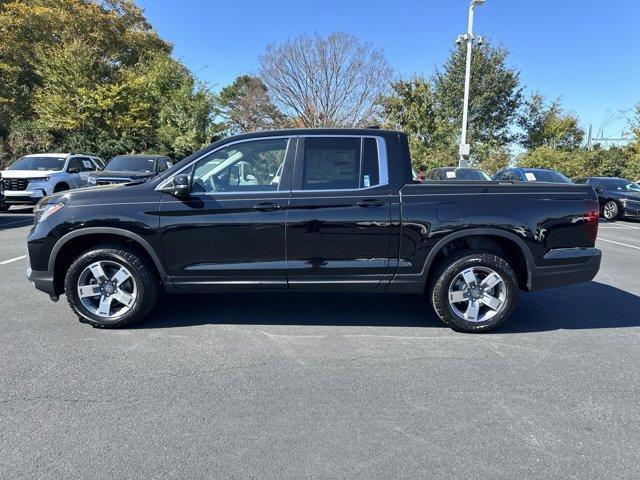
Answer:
[26, 129, 602, 332]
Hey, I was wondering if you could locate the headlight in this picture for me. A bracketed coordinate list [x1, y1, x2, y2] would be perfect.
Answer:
[33, 202, 64, 224]
[87, 176, 97, 185]
[28, 177, 50, 183]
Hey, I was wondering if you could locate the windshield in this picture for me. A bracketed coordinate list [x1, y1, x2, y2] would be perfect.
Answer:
[446, 168, 491, 181]
[9, 156, 66, 171]
[524, 170, 572, 183]
[602, 179, 640, 192]
[106, 156, 157, 173]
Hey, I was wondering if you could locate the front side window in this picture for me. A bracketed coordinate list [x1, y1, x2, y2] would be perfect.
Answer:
[191, 138, 289, 193]
[302, 137, 380, 190]
[9, 156, 66, 171]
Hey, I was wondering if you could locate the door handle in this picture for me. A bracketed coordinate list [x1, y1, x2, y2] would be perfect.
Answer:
[253, 202, 281, 212]
[356, 199, 385, 208]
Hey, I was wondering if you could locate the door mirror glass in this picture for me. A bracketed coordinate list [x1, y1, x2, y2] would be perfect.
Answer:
[164, 173, 191, 197]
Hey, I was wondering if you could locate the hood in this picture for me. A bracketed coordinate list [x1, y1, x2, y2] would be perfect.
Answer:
[1, 169, 60, 179]
[40, 180, 148, 207]
[91, 170, 156, 180]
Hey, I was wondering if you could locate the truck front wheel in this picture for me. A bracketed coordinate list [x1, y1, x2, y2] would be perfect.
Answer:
[429, 250, 517, 333]
[63, 245, 159, 328]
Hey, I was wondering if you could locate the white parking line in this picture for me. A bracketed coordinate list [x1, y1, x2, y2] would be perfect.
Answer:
[598, 238, 640, 251]
[0, 254, 26, 265]
[616, 223, 640, 230]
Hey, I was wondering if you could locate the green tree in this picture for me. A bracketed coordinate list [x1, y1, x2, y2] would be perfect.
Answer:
[433, 42, 523, 148]
[381, 41, 522, 170]
[218, 75, 286, 135]
[518, 93, 584, 150]
[0, 0, 168, 131]
[0, 0, 218, 165]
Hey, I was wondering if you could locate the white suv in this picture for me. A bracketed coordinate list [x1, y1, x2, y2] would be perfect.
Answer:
[0, 153, 103, 209]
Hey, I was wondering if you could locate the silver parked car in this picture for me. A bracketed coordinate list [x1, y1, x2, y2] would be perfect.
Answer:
[0, 153, 103, 210]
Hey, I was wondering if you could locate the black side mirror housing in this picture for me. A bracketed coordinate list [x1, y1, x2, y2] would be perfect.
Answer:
[165, 173, 191, 197]
[67, 167, 80, 174]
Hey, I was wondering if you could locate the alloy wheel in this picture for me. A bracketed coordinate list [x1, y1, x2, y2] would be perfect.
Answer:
[603, 201, 617, 220]
[448, 266, 507, 323]
[76, 260, 137, 319]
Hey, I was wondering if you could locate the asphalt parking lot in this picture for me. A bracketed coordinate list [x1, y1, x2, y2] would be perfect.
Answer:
[1, 207, 639, 479]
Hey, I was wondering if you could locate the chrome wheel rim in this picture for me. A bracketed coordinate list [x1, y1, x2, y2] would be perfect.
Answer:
[77, 260, 137, 319]
[604, 202, 617, 219]
[448, 266, 507, 323]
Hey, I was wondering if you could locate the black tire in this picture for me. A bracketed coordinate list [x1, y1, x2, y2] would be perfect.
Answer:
[64, 244, 159, 328]
[602, 200, 619, 221]
[429, 250, 517, 333]
[53, 183, 69, 193]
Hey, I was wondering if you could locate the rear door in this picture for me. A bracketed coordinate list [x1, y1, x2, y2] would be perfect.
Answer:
[286, 135, 392, 291]
[77, 157, 96, 186]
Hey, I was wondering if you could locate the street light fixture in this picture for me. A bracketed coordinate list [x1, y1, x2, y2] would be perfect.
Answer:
[458, 0, 485, 167]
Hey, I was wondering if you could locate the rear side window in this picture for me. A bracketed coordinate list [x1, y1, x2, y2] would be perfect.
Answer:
[302, 137, 380, 190]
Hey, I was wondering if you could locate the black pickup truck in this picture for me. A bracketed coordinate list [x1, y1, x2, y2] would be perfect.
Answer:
[27, 129, 602, 332]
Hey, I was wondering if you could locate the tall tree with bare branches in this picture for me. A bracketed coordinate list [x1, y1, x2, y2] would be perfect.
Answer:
[259, 32, 392, 128]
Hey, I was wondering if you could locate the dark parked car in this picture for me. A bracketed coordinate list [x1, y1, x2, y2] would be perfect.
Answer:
[27, 129, 601, 333]
[425, 167, 491, 181]
[87, 155, 172, 186]
[575, 177, 640, 220]
[493, 167, 573, 184]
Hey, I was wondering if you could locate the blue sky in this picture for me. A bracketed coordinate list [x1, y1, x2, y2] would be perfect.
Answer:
[137, 0, 639, 139]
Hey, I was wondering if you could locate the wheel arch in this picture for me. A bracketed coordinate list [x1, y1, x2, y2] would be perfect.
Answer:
[49, 227, 170, 294]
[422, 228, 534, 291]
[53, 182, 70, 192]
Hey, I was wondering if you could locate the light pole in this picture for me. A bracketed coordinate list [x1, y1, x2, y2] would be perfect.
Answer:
[457, 0, 485, 167]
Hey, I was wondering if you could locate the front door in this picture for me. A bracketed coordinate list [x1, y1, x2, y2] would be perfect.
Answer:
[159, 137, 295, 291]
[286, 135, 392, 291]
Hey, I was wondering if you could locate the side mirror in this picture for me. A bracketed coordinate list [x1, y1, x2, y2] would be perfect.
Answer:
[67, 167, 80, 174]
[164, 173, 191, 197]
[594, 185, 603, 192]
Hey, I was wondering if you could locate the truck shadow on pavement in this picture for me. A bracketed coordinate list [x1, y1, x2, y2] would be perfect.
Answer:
[137, 281, 640, 333]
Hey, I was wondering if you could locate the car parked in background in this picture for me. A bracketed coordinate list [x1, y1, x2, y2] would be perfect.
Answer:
[493, 167, 573, 184]
[88, 155, 173, 186]
[0, 153, 103, 210]
[575, 177, 640, 220]
[425, 167, 491, 181]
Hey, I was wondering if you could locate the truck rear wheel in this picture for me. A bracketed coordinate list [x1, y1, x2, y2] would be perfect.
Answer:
[64, 245, 159, 328]
[429, 250, 517, 333]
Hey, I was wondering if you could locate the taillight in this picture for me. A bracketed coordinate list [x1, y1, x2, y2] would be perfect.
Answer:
[583, 209, 599, 244]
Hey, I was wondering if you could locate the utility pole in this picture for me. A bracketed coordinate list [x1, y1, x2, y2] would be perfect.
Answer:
[458, 0, 485, 167]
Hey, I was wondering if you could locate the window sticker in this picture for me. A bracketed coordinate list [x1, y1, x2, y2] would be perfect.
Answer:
[363, 175, 371, 187]
[525, 172, 537, 181]
[446, 171, 456, 179]
[82, 160, 93, 169]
